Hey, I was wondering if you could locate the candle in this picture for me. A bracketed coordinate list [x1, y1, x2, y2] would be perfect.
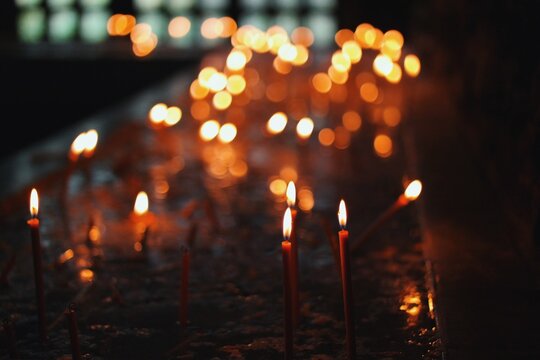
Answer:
[338, 200, 356, 359]
[351, 179, 422, 253]
[27, 188, 47, 342]
[282, 208, 294, 359]
[64, 303, 81, 360]
[179, 247, 190, 327]
[132, 191, 151, 253]
[286, 181, 300, 327]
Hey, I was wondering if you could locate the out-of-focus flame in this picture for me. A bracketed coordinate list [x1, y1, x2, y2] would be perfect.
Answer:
[164, 106, 182, 126]
[218, 123, 237, 143]
[212, 91, 232, 110]
[200, 120, 220, 141]
[226, 50, 247, 71]
[83, 129, 98, 156]
[404, 54, 421, 77]
[226, 74, 246, 95]
[342, 40, 362, 63]
[296, 117, 314, 139]
[30, 188, 39, 217]
[79, 268, 94, 283]
[70, 132, 87, 159]
[133, 191, 149, 216]
[168, 16, 190, 38]
[331, 51, 351, 73]
[266, 112, 287, 134]
[373, 54, 393, 76]
[404, 180, 422, 201]
[207, 72, 228, 92]
[338, 199, 347, 229]
[277, 43, 297, 62]
[374, 134, 393, 158]
[149, 103, 168, 124]
[58, 249, 74, 264]
[286, 181, 296, 207]
[283, 207, 292, 240]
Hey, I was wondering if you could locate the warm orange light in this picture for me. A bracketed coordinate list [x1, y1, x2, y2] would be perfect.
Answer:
[404, 180, 422, 201]
[328, 65, 349, 85]
[373, 54, 393, 76]
[312, 72, 332, 93]
[280, 167, 298, 182]
[226, 74, 246, 95]
[132, 32, 158, 57]
[277, 43, 297, 62]
[342, 40, 362, 64]
[226, 50, 247, 71]
[298, 187, 314, 212]
[168, 16, 191, 38]
[207, 72, 228, 92]
[291, 27, 314, 47]
[190, 100, 210, 120]
[383, 107, 401, 127]
[296, 117, 314, 139]
[70, 132, 87, 159]
[335, 28, 355, 47]
[30, 188, 39, 217]
[58, 249, 74, 264]
[283, 207, 292, 240]
[286, 181, 296, 207]
[200, 120, 220, 141]
[354, 23, 374, 47]
[212, 91, 232, 110]
[273, 57, 292, 75]
[360, 82, 379, 103]
[338, 199, 347, 229]
[334, 126, 351, 150]
[331, 51, 351, 73]
[404, 54, 421, 77]
[130, 23, 152, 44]
[83, 129, 98, 156]
[269, 178, 287, 196]
[292, 45, 309, 66]
[164, 106, 182, 126]
[107, 14, 136, 36]
[79, 268, 94, 283]
[374, 134, 393, 158]
[383, 30, 404, 50]
[266, 112, 288, 134]
[217, 123, 237, 143]
[198, 67, 217, 88]
[190, 80, 209, 100]
[149, 103, 168, 124]
[342, 111, 362, 131]
[318, 128, 335, 146]
[201, 17, 223, 39]
[133, 191, 149, 215]
[219, 17, 237, 38]
[386, 63, 402, 84]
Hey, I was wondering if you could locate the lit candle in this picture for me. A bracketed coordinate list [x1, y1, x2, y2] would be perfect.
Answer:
[132, 191, 151, 253]
[286, 181, 300, 327]
[338, 200, 356, 359]
[351, 179, 422, 253]
[179, 247, 190, 327]
[64, 303, 81, 360]
[282, 208, 294, 359]
[27, 188, 47, 342]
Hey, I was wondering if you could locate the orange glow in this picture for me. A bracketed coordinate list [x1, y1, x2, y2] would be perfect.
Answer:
[338, 199, 347, 228]
[219, 17, 237, 38]
[329, 84, 348, 103]
[58, 249, 74, 264]
[298, 187, 314, 212]
[335, 28, 355, 47]
[360, 82, 379, 103]
[168, 16, 190, 38]
[164, 106, 182, 126]
[296, 117, 314, 139]
[286, 181, 296, 207]
[190, 100, 210, 120]
[134, 191, 149, 215]
[269, 178, 287, 195]
[217, 123, 237, 143]
[383, 30, 404, 50]
[292, 45, 309, 66]
[30, 188, 39, 217]
[79, 269, 94, 283]
[404, 54, 421, 77]
[318, 128, 335, 146]
[88, 225, 101, 243]
[201, 17, 223, 39]
[386, 63, 402, 83]
[227, 74, 246, 95]
[280, 167, 298, 182]
[198, 67, 217, 88]
[266, 112, 288, 134]
[291, 27, 314, 47]
[200, 120, 220, 141]
[190, 80, 209, 100]
[312, 72, 332, 93]
[400, 291, 421, 317]
[226, 50, 247, 71]
[132, 33, 157, 57]
[404, 180, 422, 200]
[373, 54, 393, 76]
[149, 103, 168, 124]
[331, 51, 351, 72]
[83, 129, 98, 156]
[277, 43, 297, 62]
[342, 111, 362, 131]
[342, 40, 362, 64]
[70, 132, 87, 159]
[266, 80, 287, 103]
[374, 134, 393, 158]
[283, 207, 292, 240]
[354, 23, 374, 47]
[383, 107, 401, 127]
[130, 23, 152, 44]
[230, 160, 248, 178]
[207, 72, 228, 92]
[212, 91, 232, 110]
[267, 30, 288, 54]
[328, 66, 348, 85]
[334, 126, 351, 149]
[273, 57, 292, 74]
[107, 14, 136, 36]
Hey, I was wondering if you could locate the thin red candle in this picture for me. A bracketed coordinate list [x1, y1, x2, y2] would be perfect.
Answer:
[286, 181, 300, 328]
[180, 247, 190, 327]
[64, 303, 81, 360]
[27, 188, 47, 342]
[282, 208, 294, 359]
[132, 191, 152, 253]
[338, 199, 356, 359]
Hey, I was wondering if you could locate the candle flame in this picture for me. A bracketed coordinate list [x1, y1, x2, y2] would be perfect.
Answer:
[338, 199, 347, 229]
[286, 181, 296, 207]
[404, 180, 422, 201]
[134, 191, 149, 215]
[283, 207, 292, 240]
[30, 188, 39, 217]
[70, 132, 87, 158]
[83, 129, 98, 155]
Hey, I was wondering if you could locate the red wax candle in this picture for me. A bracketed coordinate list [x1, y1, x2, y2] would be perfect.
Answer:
[286, 181, 300, 328]
[27, 188, 47, 342]
[64, 303, 81, 360]
[338, 200, 356, 359]
[282, 208, 294, 359]
[180, 247, 190, 327]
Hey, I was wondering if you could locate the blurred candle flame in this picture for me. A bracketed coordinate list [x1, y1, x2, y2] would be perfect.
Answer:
[283, 207, 292, 240]
[134, 191, 149, 215]
[338, 199, 347, 229]
[404, 180, 422, 201]
[286, 181, 296, 207]
[30, 188, 39, 217]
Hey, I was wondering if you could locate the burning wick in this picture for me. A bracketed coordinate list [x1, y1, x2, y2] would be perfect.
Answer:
[286, 181, 300, 328]
[64, 303, 82, 360]
[351, 179, 423, 253]
[133, 191, 151, 253]
[27, 188, 47, 342]
[281, 208, 294, 359]
[337, 200, 357, 359]
[179, 247, 190, 327]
